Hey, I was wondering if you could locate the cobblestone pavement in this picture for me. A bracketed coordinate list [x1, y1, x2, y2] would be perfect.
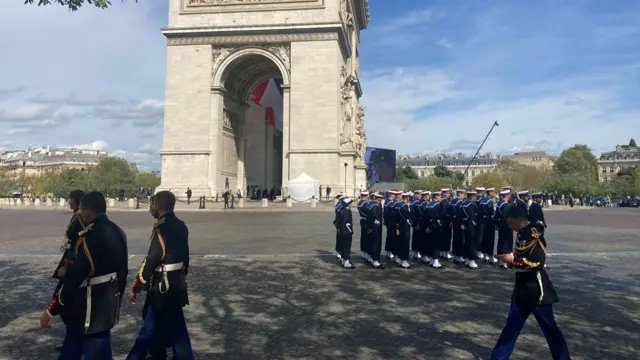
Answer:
[0, 208, 638, 359]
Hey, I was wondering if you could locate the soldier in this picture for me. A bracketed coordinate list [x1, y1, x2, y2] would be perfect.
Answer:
[357, 190, 371, 262]
[474, 186, 486, 260]
[336, 197, 356, 269]
[461, 190, 479, 269]
[41, 192, 128, 360]
[450, 189, 466, 264]
[516, 190, 530, 217]
[439, 188, 453, 261]
[425, 191, 444, 269]
[417, 191, 432, 265]
[128, 191, 193, 360]
[384, 190, 399, 262]
[52, 190, 85, 352]
[480, 188, 498, 264]
[394, 192, 413, 269]
[529, 192, 548, 232]
[410, 190, 424, 260]
[495, 189, 513, 269]
[333, 193, 347, 263]
[491, 206, 571, 360]
[366, 192, 385, 269]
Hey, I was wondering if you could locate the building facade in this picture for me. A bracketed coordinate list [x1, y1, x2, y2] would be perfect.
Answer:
[498, 151, 556, 169]
[597, 145, 640, 183]
[0, 146, 108, 176]
[397, 153, 497, 186]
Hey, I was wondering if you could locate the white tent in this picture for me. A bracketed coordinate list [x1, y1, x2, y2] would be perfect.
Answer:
[287, 172, 320, 202]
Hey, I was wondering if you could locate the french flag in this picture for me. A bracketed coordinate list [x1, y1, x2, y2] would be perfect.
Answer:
[251, 78, 284, 131]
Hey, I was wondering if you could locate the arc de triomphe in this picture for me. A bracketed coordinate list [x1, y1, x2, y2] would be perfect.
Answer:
[157, 0, 369, 198]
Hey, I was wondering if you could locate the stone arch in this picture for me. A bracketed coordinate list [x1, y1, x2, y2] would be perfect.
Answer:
[213, 46, 290, 198]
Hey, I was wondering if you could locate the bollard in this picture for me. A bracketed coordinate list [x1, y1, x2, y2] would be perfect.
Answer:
[310, 196, 317, 208]
[216, 194, 219, 203]
[23, 198, 31, 206]
[46, 198, 53, 207]
[59, 198, 66, 208]
[237, 198, 244, 208]
[34, 199, 41, 207]
[286, 196, 293, 208]
[261, 198, 268, 207]
[199, 196, 205, 209]
[128, 198, 136, 208]
[107, 198, 116, 208]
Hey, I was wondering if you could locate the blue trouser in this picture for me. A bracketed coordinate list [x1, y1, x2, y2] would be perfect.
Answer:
[491, 303, 571, 360]
[127, 306, 194, 360]
[59, 328, 112, 360]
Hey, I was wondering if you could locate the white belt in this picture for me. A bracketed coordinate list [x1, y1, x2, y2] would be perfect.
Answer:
[154, 262, 183, 294]
[79, 272, 117, 331]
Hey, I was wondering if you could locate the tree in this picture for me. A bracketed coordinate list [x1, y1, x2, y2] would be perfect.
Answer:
[396, 166, 418, 181]
[630, 138, 637, 147]
[433, 165, 453, 178]
[24, 0, 135, 11]
[88, 157, 137, 197]
[453, 171, 465, 184]
[405, 176, 455, 191]
[135, 172, 162, 188]
[553, 144, 598, 180]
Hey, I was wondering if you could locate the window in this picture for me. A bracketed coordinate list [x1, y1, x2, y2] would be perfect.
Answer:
[602, 167, 606, 173]
[471, 170, 476, 176]
[609, 166, 614, 173]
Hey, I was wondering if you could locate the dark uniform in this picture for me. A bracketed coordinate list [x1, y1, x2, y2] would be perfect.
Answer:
[425, 195, 442, 261]
[48, 215, 128, 360]
[410, 193, 424, 259]
[366, 194, 384, 268]
[480, 193, 496, 261]
[52, 211, 85, 297]
[336, 199, 355, 268]
[529, 193, 547, 232]
[461, 194, 478, 267]
[439, 191, 453, 259]
[418, 194, 432, 263]
[333, 196, 345, 261]
[495, 195, 513, 256]
[357, 195, 370, 260]
[475, 190, 486, 259]
[450, 191, 465, 263]
[394, 194, 413, 268]
[128, 212, 193, 360]
[491, 223, 570, 360]
[383, 193, 398, 259]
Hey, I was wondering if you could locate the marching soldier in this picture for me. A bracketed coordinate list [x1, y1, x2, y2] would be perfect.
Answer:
[417, 191, 432, 265]
[337, 197, 356, 269]
[52, 190, 85, 352]
[439, 188, 453, 260]
[366, 192, 385, 269]
[41, 192, 129, 360]
[474, 186, 486, 261]
[495, 189, 513, 269]
[529, 192, 548, 232]
[425, 191, 444, 269]
[515, 190, 530, 217]
[383, 190, 399, 262]
[393, 192, 413, 269]
[357, 190, 371, 262]
[128, 191, 193, 360]
[450, 189, 466, 264]
[491, 206, 570, 360]
[410, 190, 424, 260]
[334, 193, 347, 263]
[461, 190, 479, 269]
[480, 188, 498, 264]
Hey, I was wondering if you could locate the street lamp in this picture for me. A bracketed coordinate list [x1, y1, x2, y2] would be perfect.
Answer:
[343, 162, 348, 194]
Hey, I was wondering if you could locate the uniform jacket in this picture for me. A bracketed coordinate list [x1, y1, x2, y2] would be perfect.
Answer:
[395, 201, 411, 230]
[410, 199, 423, 229]
[333, 201, 344, 229]
[450, 198, 464, 225]
[461, 200, 477, 234]
[366, 201, 382, 230]
[383, 199, 397, 226]
[337, 206, 353, 238]
[494, 199, 510, 228]
[357, 199, 369, 224]
[52, 212, 85, 280]
[528, 202, 547, 228]
[515, 198, 529, 218]
[418, 200, 432, 231]
[480, 197, 495, 223]
[439, 198, 453, 225]
[133, 212, 190, 315]
[511, 223, 558, 311]
[426, 200, 442, 230]
[49, 215, 128, 334]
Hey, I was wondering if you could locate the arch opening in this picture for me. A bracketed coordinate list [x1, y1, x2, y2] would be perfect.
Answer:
[218, 52, 286, 200]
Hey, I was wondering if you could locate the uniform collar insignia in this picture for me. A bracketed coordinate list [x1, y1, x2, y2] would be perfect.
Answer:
[153, 217, 166, 228]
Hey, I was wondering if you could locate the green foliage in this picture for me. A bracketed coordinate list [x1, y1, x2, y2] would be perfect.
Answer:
[553, 144, 598, 180]
[471, 159, 552, 191]
[629, 138, 637, 147]
[433, 165, 453, 178]
[0, 157, 160, 199]
[24, 0, 136, 11]
[396, 166, 418, 180]
[405, 176, 455, 192]
[610, 167, 640, 197]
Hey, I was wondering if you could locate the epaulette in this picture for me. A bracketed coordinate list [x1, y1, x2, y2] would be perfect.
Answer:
[150, 218, 167, 259]
[75, 223, 95, 277]
[531, 226, 540, 239]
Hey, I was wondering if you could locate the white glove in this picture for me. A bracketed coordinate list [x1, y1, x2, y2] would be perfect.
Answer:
[346, 223, 352, 233]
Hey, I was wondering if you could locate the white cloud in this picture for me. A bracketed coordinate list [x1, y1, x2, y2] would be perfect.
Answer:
[71, 140, 110, 151]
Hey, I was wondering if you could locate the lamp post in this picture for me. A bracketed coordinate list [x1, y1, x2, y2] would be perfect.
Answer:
[343, 162, 348, 194]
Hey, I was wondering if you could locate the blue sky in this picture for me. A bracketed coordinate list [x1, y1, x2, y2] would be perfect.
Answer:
[1, 0, 639, 170]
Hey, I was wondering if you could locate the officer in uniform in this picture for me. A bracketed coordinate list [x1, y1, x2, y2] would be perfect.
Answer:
[357, 190, 371, 262]
[492, 206, 570, 360]
[480, 188, 498, 264]
[450, 189, 466, 264]
[394, 192, 413, 269]
[127, 191, 193, 360]
[425, 191, 444, 269]
[474, 187, 486, 260]
[41, 192, 128, 360]
[52, 190, 85, 352]
[495, 189, 513, 269]
[366, 192, 385, 269]
[529, 192, 547, 232]
[336, 197, 356, 269]
[516, 190, 530, 217]
[439, 188, 453, 261]
[383, 190, 399, 262]
[417, 191, 431, 265]
[461, 190, 479, 269]
[333, 193, 347, 263]
[410, 190, 424, 260]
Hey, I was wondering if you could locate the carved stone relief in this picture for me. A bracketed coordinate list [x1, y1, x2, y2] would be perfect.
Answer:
[354, 104, 366, 159]
[189, 0, 305, 5]
[223, 109, 233, 130]
[339, 64, 356, 147]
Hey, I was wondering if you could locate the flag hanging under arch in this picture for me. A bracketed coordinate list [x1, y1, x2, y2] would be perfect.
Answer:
[250, 78, 284, 131]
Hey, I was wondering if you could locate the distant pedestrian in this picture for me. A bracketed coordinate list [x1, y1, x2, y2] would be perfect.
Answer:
[185, 188, 192, 205]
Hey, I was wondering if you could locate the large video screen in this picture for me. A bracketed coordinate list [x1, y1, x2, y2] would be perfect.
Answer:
[365, 147, 396, 183]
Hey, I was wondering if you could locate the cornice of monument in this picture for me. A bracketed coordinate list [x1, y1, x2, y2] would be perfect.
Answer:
[182, 0, 324, 14]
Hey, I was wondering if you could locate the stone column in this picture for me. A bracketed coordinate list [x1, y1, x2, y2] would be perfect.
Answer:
[281, 84, 291, 189]
[209, 87, 225, 194]
[264, 122, 274, 188]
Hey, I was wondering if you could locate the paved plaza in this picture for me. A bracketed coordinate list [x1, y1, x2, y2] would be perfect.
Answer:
[0, 207, 638, 359]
